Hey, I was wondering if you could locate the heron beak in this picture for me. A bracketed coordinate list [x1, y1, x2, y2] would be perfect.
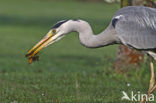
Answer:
[25, 31, 55, 64]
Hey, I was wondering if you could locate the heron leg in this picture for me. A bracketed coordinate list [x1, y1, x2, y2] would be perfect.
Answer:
[140, 58, 155, 103]
[148, 58, 155, 92]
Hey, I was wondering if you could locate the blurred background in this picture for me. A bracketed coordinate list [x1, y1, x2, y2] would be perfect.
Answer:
[0, 0, 155, 103]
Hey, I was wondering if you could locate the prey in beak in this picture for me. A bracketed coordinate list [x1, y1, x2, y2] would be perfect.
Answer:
[25, 20, 69, 64]
[25, 29, 57, 64]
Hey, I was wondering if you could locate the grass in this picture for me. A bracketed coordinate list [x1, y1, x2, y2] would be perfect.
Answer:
[0, 0, 155, 103]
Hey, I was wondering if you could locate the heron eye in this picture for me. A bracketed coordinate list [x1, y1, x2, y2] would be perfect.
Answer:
[52, 29, 56, 34]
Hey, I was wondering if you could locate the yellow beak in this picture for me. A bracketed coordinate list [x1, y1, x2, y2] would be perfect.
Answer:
[25, 32, 54, 64]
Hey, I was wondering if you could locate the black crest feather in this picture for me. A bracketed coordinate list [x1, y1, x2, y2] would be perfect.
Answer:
[112, 18, 119, 28]
[52, 20, 68, 29]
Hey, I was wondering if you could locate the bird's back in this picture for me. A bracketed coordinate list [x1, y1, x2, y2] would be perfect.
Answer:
[114, 6, 156, 29]
[112, 6, 156, 50]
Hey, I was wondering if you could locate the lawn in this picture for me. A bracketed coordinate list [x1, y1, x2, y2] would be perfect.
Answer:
[0, 0, 155, 103]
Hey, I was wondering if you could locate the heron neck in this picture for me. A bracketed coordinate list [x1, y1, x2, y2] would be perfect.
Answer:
[73, 22, 118, 48]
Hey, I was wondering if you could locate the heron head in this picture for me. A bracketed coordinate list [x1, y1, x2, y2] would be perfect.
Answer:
[25, 20, 74, 63]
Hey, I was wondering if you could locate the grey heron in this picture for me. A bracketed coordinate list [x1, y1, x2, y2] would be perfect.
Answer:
[26, 6, 156, 100]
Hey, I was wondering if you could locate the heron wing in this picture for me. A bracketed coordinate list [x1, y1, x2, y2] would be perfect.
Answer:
[114, 6, 156, 50]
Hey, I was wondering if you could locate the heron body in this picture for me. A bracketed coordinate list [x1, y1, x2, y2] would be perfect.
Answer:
[79, 6, 156, 59]
[26, 6, 156, 101]
[112, 6, 156, 60]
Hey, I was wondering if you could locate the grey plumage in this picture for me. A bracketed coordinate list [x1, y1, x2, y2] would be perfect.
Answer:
[113, 6, 156, 50]
[111, 6, 156, 59]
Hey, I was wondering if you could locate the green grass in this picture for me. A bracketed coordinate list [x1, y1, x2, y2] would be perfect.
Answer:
[0, 0, 155, 103]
